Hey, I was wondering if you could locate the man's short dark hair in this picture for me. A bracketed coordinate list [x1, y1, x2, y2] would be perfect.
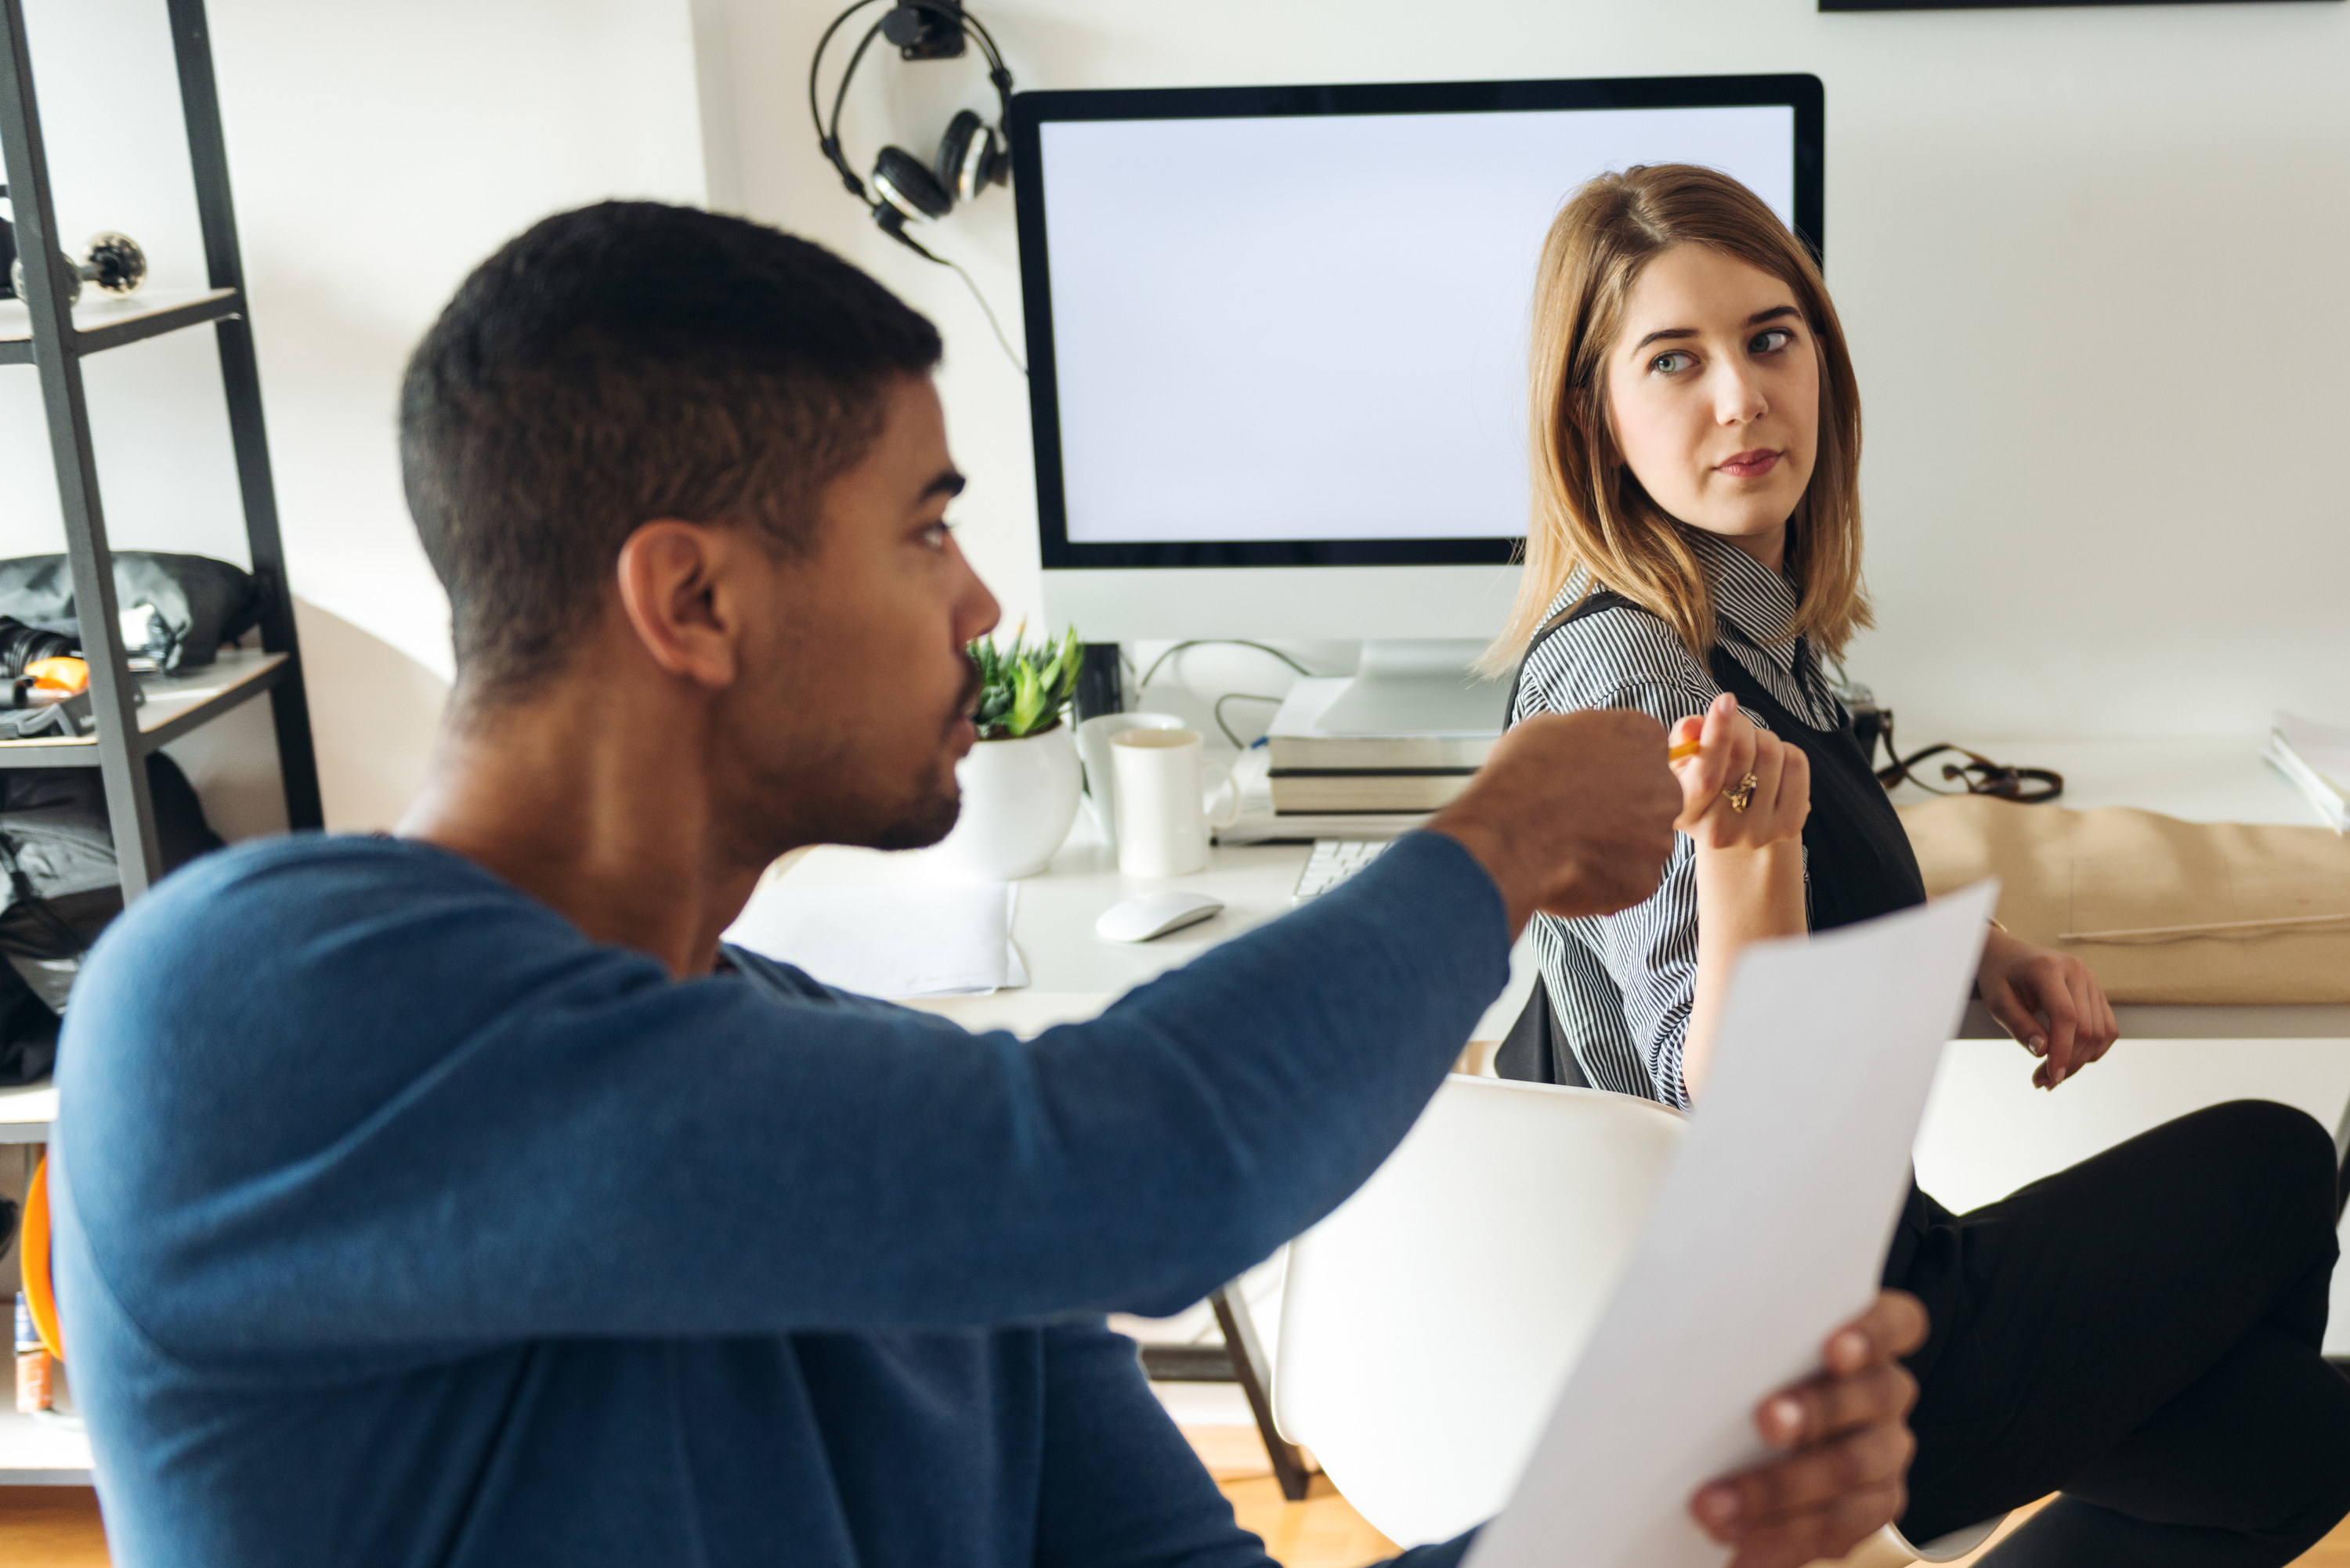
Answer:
[400, 201, 943, 703]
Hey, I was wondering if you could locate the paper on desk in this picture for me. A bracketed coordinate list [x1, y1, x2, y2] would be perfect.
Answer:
[1463, 882, 1997, 1568]
[721, 881, 1029, 998]
[2276, 712, 2350, 775]
[2271, 714, 2350, 832]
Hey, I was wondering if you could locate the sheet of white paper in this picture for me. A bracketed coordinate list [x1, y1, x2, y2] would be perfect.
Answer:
[2278, 712, 2350, 766]
[721, 882, 1026, 998]
[2277, 713, 2350, 794]
[1464, 882, 1998, 1568]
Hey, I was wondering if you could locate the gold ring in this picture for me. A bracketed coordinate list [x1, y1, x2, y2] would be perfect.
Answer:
[1724, 773, 1759, 814]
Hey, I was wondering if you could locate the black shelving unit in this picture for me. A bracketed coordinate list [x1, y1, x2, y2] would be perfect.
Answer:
[0, 0, 323, 898]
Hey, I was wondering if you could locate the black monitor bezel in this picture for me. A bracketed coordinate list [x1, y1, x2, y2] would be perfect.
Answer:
[1009, 73, 1824, 570]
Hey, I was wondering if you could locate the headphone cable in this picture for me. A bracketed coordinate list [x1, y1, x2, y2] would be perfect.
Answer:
[872, 211, 1027, 376]
[941, 252, 1026, 375]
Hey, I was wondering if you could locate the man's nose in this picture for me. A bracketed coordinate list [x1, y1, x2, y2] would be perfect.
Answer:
[953, 541, 1001, 645]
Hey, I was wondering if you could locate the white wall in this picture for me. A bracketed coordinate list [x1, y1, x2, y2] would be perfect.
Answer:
[697, 0, 2350, 742]
[9, 0, 2344, 834]
[1, 0, 709, 828]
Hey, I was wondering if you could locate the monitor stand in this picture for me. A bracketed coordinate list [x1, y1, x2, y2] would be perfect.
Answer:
[1317, 640, 1510, 737]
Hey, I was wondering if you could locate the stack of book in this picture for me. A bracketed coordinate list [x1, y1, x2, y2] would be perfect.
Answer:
[2265, 712, 2350, 833]
[1261, 676, 1497, 816]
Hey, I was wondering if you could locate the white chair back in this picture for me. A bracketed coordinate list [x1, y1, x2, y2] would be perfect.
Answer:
[1274, 1074, 1687, 1547]
[1272, 1072, 2001, 1565]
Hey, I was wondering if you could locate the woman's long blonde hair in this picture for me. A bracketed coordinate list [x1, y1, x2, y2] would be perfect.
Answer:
[1480, 164, 1870, 676]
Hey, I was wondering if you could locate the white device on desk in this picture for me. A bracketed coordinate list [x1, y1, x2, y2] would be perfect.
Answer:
[1014, 74, 1821, 731]
[1096, 890, 1225, 943]
[1292, 840, 1390, 902]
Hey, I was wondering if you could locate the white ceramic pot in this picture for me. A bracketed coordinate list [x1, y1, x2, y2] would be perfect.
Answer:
[935, 723, 1083, 880]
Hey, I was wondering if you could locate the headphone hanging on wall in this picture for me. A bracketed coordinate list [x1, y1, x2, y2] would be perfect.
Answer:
[808, 0, 1014, 263]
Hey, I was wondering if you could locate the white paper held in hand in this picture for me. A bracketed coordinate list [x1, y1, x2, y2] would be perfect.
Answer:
[1462, 881, 1998, 1568]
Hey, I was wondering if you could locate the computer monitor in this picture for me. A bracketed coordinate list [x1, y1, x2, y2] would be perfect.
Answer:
[1008, 74, 1823, 729]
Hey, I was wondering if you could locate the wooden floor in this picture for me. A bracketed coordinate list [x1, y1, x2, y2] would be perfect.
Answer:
[0, 1488, 108, 1568]
[13, 1447, 2350, 1566]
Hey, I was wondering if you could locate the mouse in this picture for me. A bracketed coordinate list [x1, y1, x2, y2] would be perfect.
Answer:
[1096, 890, 1225, 943]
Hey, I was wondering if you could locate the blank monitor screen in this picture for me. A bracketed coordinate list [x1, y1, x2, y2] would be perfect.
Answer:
[1011, 78, 1823, 569]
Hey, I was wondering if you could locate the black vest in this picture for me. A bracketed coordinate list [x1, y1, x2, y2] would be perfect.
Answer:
[1492, 590, 1942, 1288]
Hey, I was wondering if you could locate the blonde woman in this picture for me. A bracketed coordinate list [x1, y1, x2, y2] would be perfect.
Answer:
[1494, 164, 2350, 1565]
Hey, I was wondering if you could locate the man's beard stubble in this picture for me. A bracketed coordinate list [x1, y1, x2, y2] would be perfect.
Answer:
[867, 782, 961, 852]
[865, 655, 982, 851]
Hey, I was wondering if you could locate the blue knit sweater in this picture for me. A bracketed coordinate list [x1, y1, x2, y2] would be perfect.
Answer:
[53, 831, 1506, 1567]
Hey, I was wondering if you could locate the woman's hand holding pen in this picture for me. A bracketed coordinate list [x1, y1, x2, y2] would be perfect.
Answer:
[1669, 694, 1810, 851]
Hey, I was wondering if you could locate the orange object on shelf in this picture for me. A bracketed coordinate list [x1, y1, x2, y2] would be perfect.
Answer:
[21, 1154, 62, 1361]
[24, 656, 88, 696]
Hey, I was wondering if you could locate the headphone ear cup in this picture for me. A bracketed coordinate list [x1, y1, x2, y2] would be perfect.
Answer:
[873, 144, 954, 221]
[935, 109, 999, 205]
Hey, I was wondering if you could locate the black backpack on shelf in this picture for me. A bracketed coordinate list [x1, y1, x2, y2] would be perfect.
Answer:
[0, 551, 264, 674]
[0, 755, 222, 1086]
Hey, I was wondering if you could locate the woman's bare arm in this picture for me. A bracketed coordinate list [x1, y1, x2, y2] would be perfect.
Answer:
[1670, 695, 1810, 1097]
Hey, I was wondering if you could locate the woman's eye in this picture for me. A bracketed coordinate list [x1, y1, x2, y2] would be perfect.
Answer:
[1650, 351, 1694, 376]
[920, 519, 955, 551]
[1752, 327, 1795, 354]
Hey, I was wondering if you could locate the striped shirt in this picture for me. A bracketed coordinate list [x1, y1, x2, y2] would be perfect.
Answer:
[1511, 532, 1845, 1109]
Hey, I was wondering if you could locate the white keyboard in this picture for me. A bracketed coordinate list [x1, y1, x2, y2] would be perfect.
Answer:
[1291, 839, 1390, 901]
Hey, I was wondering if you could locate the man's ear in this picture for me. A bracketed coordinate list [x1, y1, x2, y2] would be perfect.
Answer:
[614, 520, 744, 691]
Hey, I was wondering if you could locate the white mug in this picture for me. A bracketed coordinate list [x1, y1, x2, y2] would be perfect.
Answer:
[1077, 711, 1187, 844]
[1110, 727, 1238, 878]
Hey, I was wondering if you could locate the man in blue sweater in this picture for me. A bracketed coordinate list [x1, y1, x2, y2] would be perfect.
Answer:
[54, 203, 1924, 1568]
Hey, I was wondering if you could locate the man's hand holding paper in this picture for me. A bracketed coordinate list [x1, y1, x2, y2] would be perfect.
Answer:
[1692, 1291, 1926, 1568]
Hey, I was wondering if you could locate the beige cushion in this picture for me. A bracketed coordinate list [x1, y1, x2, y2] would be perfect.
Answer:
[1899, 797, 2350, 1004]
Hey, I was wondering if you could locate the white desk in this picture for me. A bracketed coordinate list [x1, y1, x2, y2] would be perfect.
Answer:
[779, 735, 2350, 1378]
[780, 815, 1546, 1050]
[774, 735, 2348, 1044]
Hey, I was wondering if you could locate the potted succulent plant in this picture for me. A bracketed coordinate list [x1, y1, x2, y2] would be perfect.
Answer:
[935, 626, 1086, 880]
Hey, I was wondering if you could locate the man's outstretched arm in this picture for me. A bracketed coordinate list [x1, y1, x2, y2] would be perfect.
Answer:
[61, 712, 1679, 1357]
